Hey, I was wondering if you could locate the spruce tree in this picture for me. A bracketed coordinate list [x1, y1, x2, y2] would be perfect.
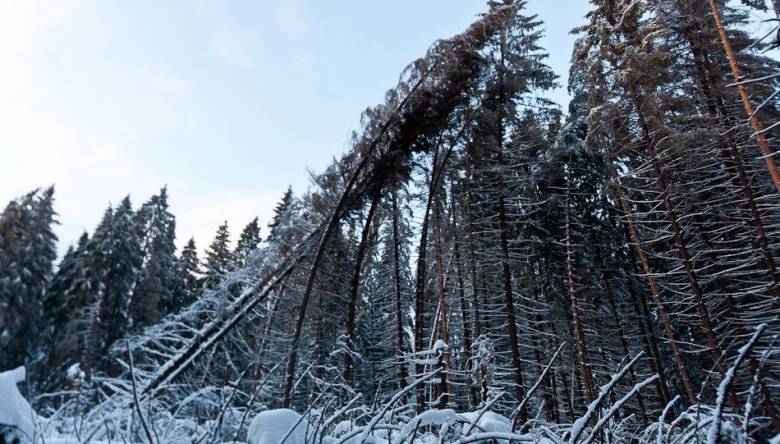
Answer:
[235, 217, 262, 268]
[171, 237, 202, 310]
[130, 188, 177, 326]
[0, 187, 58, 370]
[458, 0, 557, 416]
[203, 222, 233, 290]
[268, 187, 294, 241]
[40, 232, 90, 383]
[85, 197, 142, 374]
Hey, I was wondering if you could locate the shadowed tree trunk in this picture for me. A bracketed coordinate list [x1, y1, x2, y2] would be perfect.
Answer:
[391, 190, 408, 392]
[606, 163, 698, 404]
[344, 194, 381, 384]
[564, 170, 595, 407]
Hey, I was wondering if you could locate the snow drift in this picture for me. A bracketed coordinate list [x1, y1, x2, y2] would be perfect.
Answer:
[247, 408, 310, 444]
[0, 367, 36, 443]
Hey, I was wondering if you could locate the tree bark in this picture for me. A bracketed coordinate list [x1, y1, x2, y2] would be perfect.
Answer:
[685, 27, 780, 301]
[344, 195, 381, 384]
[707, 0, 780, 195]
[564, 171, 596, 406]
[606, 164, 698, 404]
[629, 91, 728, 379]
[391, 190, 408, 392]
[432, 196, 451, 408]
[452, 199, 478, 408]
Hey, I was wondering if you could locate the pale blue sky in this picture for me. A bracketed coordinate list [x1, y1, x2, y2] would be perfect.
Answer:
[0, 0, 591, 253]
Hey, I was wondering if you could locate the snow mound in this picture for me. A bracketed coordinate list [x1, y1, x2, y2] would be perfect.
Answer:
[0, 367, 36, 442]
[247, 409, 309, 444]
[398, 409, 459, 439]
[460, 410, 512, 435]
[332, 419, 353, 437]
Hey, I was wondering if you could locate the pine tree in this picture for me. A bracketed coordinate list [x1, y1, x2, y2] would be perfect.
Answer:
[85, 197, 143, 374]
[203, 222, 233, 290]
[130, 188, 178, 326]
[39, 232, 90, 385]
[171, 237, 202, 310]
[0, 187, 58, 370]
[235, 217, 262, 268]
[269, 188, 293, 235]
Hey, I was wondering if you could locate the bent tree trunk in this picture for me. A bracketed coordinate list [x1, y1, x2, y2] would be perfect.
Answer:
[606, 162, 698, 404]
[344, 195, 381, 384]
[628, 91, 730, 389]
[707, 0, 780, 195]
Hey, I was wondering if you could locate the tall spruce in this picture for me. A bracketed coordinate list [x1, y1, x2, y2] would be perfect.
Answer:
[172, 237, 202, 310]
[0, 187, 58, 370]
[235, 217, 262, 268]
[203, 222, 233, 290]
[40, 232, 91, 385]
[130, 188, 177, 327]
[85, 197, 142, 374]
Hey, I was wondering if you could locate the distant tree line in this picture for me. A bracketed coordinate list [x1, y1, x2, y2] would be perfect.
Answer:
[0, 186, 267, 391]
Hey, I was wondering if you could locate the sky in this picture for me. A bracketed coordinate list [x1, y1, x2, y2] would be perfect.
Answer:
[0, 0, 592, 254]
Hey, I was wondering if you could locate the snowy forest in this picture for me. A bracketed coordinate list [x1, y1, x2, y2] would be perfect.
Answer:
[2, 0, 780, 442]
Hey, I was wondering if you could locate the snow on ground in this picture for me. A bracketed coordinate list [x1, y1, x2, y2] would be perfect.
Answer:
[0, 367, 36, 442]
[0, 365, 752, 444]
[459, 410, 512, 435]
[247, 408, 310, 444]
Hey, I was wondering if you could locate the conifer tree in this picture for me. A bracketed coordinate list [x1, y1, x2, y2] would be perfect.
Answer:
[0, 187, 58, 370]
[27, 3, 780, 438]
[268, 187, 294, 242]
[130, 188, 178, 327]
[203, 222, 233, 290]
[171, 237, 202, 310]
[461, 0, 556, 418]
[85, 197, 143, 374]
[40, 232, 90, 385]
[235, 217, 262, 268]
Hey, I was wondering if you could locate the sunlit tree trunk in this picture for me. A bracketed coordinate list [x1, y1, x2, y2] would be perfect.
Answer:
[707, 0, 780, 195]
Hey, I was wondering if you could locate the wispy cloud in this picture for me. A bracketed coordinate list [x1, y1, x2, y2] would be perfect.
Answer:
[0, 0, 143, 249]
[0, 103, 163, 249]
[0, 0, 198, 254]
[0, 0, 82, 95]
[275, 0, 307, 38]
[209, 28, 257, 66]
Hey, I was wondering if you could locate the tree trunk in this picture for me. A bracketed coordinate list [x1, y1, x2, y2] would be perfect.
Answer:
[629, 91, 730, 385]
[432, 196, 451, 408]
[391, 190, 408, 392]
[564, 172, 595, 406]
[603, 272, 648, 424]
[624, 254, 671, 405]
[344, 195, 381, 384]
[494, 26, 528, 418]
[685, 28, 780, 302]
[452, 201, 478, 408]
[413, 143, 456, 411]
[707, 0, 780, 195]
[606, 164, 698, 404]
[464, 155, 483, 341]
[254, 290, 281, 380]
